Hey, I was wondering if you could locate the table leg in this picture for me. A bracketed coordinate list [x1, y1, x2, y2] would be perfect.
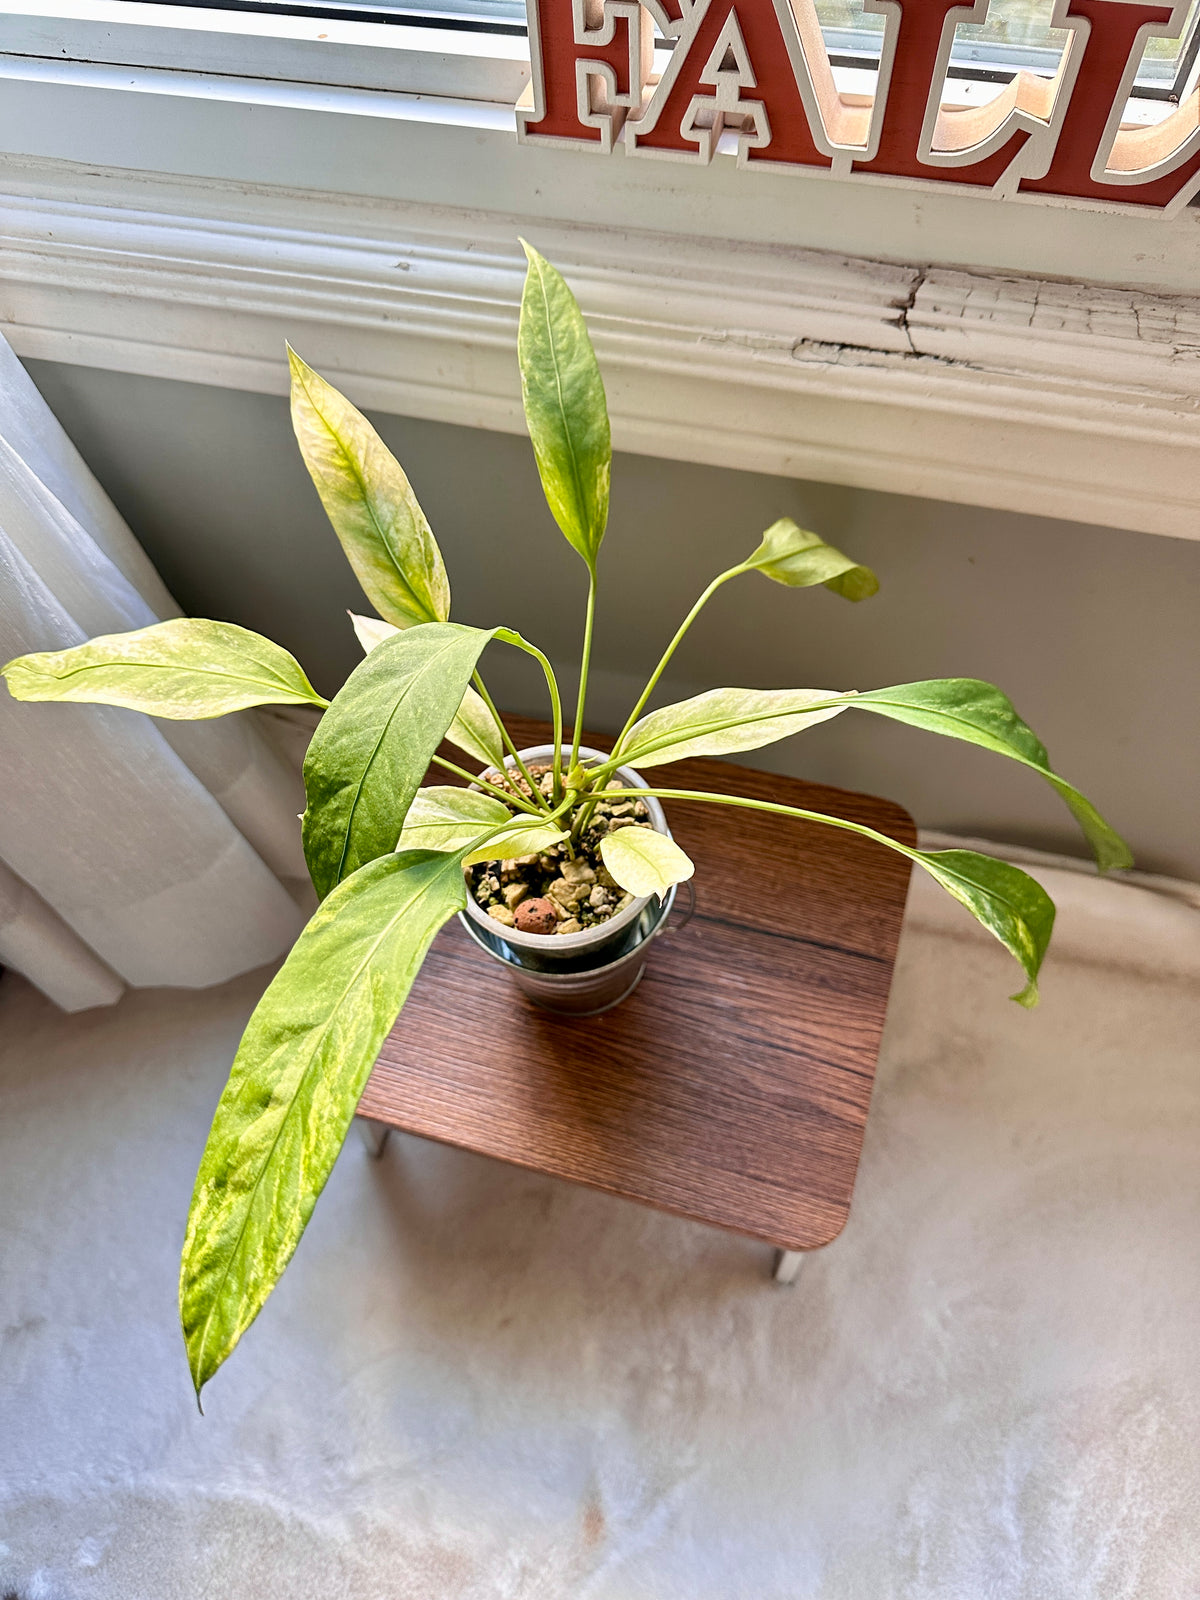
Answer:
[356, 1116, 391, 1158]
[772, 1249, 804, 1285]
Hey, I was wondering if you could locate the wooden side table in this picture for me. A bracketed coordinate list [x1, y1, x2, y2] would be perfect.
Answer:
[358, 721, 916, 1282]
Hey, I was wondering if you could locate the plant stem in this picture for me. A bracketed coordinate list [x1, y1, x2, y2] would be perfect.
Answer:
[430, 754, 543, 815]
[568, 754, 613, 844]
[569, 794, 591, 846]
[468, 788, 577, 849]
[497, 632, 565, 804]
[471, 671, 552, 815]
[569, 568, 597, 776]
[609, 563, 747, 758]
[597, 785, 927, 863]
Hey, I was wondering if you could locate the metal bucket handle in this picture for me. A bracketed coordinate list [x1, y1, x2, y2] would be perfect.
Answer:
[651, 876, 695, 945]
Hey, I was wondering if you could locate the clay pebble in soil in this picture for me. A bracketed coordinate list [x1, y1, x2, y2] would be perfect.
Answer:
[513, 897, 558, 935]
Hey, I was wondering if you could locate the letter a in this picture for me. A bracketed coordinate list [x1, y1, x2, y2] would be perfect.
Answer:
[629, 0, 832, 171]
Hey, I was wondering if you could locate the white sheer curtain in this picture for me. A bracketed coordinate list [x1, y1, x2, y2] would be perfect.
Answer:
[0, 337, 309, 1010]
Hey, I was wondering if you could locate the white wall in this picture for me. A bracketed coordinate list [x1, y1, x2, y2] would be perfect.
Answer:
[26, 358, 1200, 880]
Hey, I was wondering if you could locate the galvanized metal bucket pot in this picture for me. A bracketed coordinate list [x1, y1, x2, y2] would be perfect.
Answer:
[458, 744, 688, 1016]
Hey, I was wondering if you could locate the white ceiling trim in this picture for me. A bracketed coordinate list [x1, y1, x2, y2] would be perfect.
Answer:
[2, 157, 1198, 539]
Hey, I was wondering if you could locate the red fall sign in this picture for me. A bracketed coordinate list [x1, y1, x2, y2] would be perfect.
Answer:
[515, 0, 1200, 212]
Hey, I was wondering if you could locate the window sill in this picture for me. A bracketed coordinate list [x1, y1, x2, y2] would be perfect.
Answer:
[5, 148, 1200, 540]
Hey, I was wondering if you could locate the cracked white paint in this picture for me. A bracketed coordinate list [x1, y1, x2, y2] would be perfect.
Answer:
[2, 860, 1200, 1597]
[908, 270, 1200, 403]
[7, 158, 1200, 535]
[784, 266, 1200, 389]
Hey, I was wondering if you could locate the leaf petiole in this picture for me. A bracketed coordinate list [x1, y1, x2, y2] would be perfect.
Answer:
[598, 786, 1052, 1003]
[470, 670, 554, 816]
[610, 563, 748, 759]
[496, 630, 566, 802]
[599, 785, 906, 846]
[430, 754, 545, 815]
[569, 568, 597, 778]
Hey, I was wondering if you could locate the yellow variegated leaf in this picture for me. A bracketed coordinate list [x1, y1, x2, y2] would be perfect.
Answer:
[518, 240, 610, 568]
[179, 848, 467, 1400]
[742, 518, 878, 601]
[349, 612, 504, 771]
[348, 612, 397, 654]
[913, 848, 1055, 1007]
[2, 618, 326, 718]
[397, 786, 565, 862]
[290, 348, 450, 627]
[600, 826, 694, 898]
[619, 687, 850, 769]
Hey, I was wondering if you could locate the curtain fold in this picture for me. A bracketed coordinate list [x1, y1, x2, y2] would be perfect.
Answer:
[0, 337, 309, 1010]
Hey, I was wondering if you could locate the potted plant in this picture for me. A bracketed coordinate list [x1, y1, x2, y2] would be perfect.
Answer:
[2, 242, 1131, 1403]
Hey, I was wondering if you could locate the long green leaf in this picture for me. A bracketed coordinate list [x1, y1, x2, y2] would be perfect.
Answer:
[914, 848, 1055, 1007]
[2, 618, 327, 718]
[289, 348, 450, 628]
[619, 686, 849, 768]
[179, 848, 466, 1399]
[518, 240, 610, 568]
[623, 677, 1129, 874]
[302, 622, 495, 899]
[396, 785, 566, 862]
[742, 518, 878, 601]
[349, 612, 503, 770]
[846, 681, 1132, 873]
[600, 826, 695, 898]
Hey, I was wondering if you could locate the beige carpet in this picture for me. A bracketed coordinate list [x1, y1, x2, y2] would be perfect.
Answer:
[2, 858, 1199, 1598]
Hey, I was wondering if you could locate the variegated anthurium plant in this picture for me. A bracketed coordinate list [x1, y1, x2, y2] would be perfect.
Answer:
[2, 242, 1131, 1402]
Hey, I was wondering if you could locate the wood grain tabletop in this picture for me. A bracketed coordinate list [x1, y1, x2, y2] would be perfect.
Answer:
[359, 718, 916, 1253]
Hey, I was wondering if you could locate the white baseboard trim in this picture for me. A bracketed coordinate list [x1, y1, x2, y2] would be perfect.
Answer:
[4, 155, 1199, 539]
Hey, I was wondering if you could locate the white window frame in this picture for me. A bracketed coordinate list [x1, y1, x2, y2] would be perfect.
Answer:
[3, 0, 1200, 545]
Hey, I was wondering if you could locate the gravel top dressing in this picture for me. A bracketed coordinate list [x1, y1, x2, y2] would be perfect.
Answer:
[465, 764, 651, 936]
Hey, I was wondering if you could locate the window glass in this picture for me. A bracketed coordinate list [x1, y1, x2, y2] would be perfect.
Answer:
[817, 0, 1200, 90]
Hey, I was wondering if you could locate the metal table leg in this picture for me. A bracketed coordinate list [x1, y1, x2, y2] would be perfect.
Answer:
[356, 1116, 391, 1158]
[772, 1249, 804, 1285]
